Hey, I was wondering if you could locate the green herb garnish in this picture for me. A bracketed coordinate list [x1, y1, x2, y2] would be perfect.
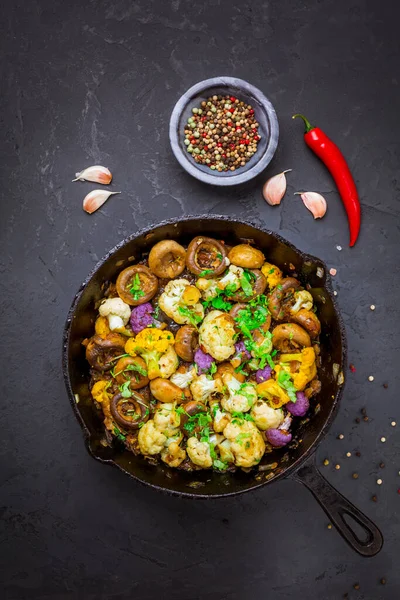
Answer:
[178, 305, 203, 327]
[211, 295, 232, 311]
[199, 269, 214, 277]
[277, 370, 297, 403]
[119, 380, 132, 398]
[235, 432, 251, 445]
[124, 363, 148, 376]
[231, 411, 255, 425]
[268, 268, 275, 274]
[224, 282, 238, 297]
[240, 273, 253, 297]
[129, 273, 145, 301]
[216, 252, 223, 260]
[213, 459, 228, 470]
[113, 426, 126, 442]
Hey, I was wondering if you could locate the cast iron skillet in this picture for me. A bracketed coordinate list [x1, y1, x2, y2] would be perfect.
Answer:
[63, 216, 383, 557]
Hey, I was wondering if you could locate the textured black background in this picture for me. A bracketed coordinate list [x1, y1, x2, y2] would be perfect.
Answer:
[1, 0, 399, 598]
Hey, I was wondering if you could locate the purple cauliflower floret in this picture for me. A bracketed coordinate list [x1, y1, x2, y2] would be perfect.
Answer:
[255, 366, 272, 383]
[265, 428, 292, 448]
[286, 391, 310, 417]
[130, 302, 154, 333]
[194, 348, 215, 374]
[235, 341, 251, 360]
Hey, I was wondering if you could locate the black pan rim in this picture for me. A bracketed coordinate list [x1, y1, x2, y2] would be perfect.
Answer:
[62, 214, 347, 498]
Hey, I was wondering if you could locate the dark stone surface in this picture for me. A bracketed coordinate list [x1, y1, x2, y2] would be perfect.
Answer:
[0, 0, 399, 598]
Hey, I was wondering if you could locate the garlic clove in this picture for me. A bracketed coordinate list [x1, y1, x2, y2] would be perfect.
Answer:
[83, 190, 121, 214]
[262, 170, 292, 206]
[72, 165, 112, 184]
[295, 191, 327, 219]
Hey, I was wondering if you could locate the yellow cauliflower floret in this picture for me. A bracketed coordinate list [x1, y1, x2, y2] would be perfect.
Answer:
[250, 400, 284, 430]
[95, 316, 111, 337]
[198, 310, 236, 361]
[213, 407, 231, 433]
[159, 345, 179, 379]
[186, 437, 213, 468]
[91, 380, 110, 403]
[256, 379, 290, 408]
[223, 420, 265, 468]
[278, 347, 317, 390]
[159, 279, 204, 325]
[196, 277, 219, 300]
[261, 262, 283, 289]
[138, 420, 167, 455]
[125, 329, 176, 379]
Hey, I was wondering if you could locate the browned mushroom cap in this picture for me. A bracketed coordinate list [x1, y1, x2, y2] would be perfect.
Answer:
[179, 400, 207, 431]
[291, 309, 321, 338]
[149, 378, 185, 403]
[272, 323, 311, 352]
[175, 325, 198, 362]
[148, 240, 186, 279]
[110, 390, 150, 431]
[268, 277, 301, 320]
[230, 269, 267, 303]
[228, 244, 265, 269]
[215, 362, 246, 383]
[186, 236, 227, 278]
[86, 333, 126, 371]
[116, 265, 158, 306]
[114, 356, 149, 389]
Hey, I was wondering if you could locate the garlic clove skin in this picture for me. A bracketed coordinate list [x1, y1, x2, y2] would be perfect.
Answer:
[72, 165, 112, 184]
[83, 190, 121, 214]
[295, 191, 327, 219]
[262, 170, 292, 206]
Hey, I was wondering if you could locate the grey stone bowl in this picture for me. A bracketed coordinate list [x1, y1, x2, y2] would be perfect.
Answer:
[169, 76, 279, 186]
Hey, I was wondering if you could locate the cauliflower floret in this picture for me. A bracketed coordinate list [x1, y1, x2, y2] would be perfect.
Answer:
[186, 437, 213, 468]
[158, 279, 204, 325]
[153, 402, 181, 433]
[213, 407, 231, 432]
[218, 439, 235, 464]
[261, 262, 283, 289]
[138, 420, 167, 455]
[196, 277, 220, 300]
[99, 297, 131, 331]
[216, 264, 243, 293]
[220, 373, 258, 413]
[161, 440, 186, 467]
[223, 420, 265, 467]
[95, 316, 111, 337]
[190, 374, 222, 404]
[170, 366, 196, 389]
[290, 290, 314, 314]
[198, 310, 236, 361]
[250, 400, 284, 430]
[159, 345, 179, 378]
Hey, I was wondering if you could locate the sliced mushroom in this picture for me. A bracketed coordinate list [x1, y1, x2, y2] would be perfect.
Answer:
[149, 378, 185, 403]
[110, 391, 150, 431]
[86, 333, 126, 371]
[186, 236, 227, 278]
[216, 362, 246, 383]
[271, 323, 311, 352]
[175, 325, 198, 362]
[230, 269, 267, 303]
[291, 309, 321, 338]
[116, 265, 158, 306]
[268, 277, 301, 320]
[114, 356, 149, 389]
[179, 400, 207, 432]
[228, 244, 265, 269]
[148, 240, 186, 279]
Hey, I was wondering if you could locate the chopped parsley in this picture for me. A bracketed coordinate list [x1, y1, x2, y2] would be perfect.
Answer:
[123, 363, 148, 377]
[178, 305, 203, 327]
[213, 459, 228, 470]
[231, 411, 255, 425]
[224, 282, 238, 297]
[175, 406, 187, 416]
[199, 269, 214, 277]
[216, 252, 223, 260]
[183, 411, 212, 434]
[277, 370, 297, 403]
[277, 284, 283, 291]
[210, 295, 232, 311]
[128, 273, 145, 301]
[235, 432, 251, 445]
[208, 362, 217, 375]
[235, 305, 268, 339]
[119, 380, 132, 398]
[268, 268, 275, 274]
[240, 273, 253, 297]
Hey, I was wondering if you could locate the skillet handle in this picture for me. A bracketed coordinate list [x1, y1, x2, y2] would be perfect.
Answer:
[292, 455, 383, 557]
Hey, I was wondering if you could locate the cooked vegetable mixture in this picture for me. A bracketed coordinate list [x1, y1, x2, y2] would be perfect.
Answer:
[85, 237, 322, 472]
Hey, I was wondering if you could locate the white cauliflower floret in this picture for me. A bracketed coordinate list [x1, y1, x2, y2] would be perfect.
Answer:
[138, 420, 167, 455]
[170, 366, 196, 389]
[161, 440, 186, 467]
[213, 407, 231, 433]
[159, 345, 179, 378]
[218, 439, 235, 464]
[158, 279, 204, 325]
[153, 403, 180, 433]
[223, 420, 265, 468]
[250, 400, 284, 430]
[196, 277, 220, 300]
[186, 437, 213, 468]
[220, 373, 258, 413]
[190, 374, 222, 403]
[99, 297, 131, 331]
[198, 310, 236, 361]
[217, 264, 243, 292]
[290, 290, 314, 314]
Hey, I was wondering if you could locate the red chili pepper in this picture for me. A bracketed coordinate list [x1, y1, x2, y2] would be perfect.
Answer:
[293, 114, 361, 247]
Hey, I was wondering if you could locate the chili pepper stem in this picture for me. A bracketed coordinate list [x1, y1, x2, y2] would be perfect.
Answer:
[292, 114, 314, 133]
